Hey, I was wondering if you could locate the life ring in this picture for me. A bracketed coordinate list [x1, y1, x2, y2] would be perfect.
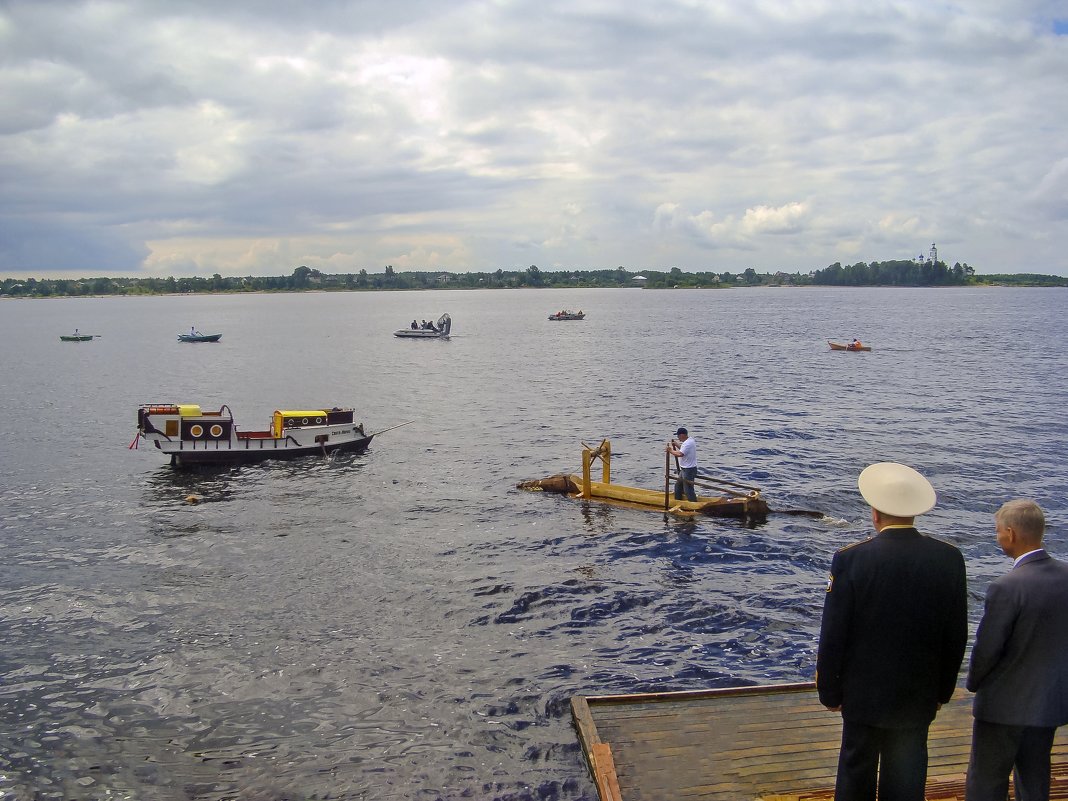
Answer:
[209, 424, 224, 438]
[189, 424, 204, 438]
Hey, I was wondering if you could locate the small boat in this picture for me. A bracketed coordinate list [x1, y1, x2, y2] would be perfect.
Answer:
[133, 403, 381, 468]
[60, 333, 97, 342]
[178, 331, 222, 343]
[549, 310, 585, 321]
[518, 439, 768, 522]
[395, 313, 451, 339]
[828, 340, 871, 352]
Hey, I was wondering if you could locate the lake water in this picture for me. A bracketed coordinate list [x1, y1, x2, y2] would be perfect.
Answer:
[1, 286, 1066, 800]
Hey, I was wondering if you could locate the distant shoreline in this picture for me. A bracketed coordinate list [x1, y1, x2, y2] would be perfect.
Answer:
[2, 263, 1066, 298]
[3, 281, 1066, 300]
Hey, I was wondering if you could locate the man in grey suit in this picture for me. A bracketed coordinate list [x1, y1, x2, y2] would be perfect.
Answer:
[966, 499, 1068, 801]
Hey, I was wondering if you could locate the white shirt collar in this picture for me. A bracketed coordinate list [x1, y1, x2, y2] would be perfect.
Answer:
[1013, 548, 1044, 568]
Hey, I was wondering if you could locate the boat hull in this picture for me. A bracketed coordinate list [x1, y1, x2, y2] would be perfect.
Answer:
[164, 432, 374, 467]
[178, 333, 222, 342]
[60, 335, 94, 341]
[549, 313, 585, 320]
[136, 404, 372, 469]
[828, 341, 871, 351]
[394, 330, 447, 339]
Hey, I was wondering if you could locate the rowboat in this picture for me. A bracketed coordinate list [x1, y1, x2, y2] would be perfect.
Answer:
[549, 310, 585, 320]
[178, 332, 222, 343]
[518, 439, 768, 522]
[60, 333, 96, 341]
[828, 340, 871, 352]
[395, 313, 451, 338]
[133, 403, 379, 468]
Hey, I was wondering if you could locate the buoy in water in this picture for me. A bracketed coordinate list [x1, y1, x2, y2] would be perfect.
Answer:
[185, 494, 200, 504]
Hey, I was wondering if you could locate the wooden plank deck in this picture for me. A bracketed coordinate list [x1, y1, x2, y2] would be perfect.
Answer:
[571, 682, 1068, 801]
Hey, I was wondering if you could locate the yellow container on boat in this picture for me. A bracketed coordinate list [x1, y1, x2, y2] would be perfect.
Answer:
[272, 410, 329, 438]
[177, 404, 202, 417]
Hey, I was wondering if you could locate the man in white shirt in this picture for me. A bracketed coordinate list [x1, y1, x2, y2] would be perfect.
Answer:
[966, 499, 1068, 801]
[666, 427, 697, 502]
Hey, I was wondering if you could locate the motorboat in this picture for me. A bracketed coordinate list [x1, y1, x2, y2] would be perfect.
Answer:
[178, 331, 222, 342]
[548, 310, 585, 321]
[133, 403, 376, 468]
[828, 341, 871, 352]
[395, 313, 451, 339]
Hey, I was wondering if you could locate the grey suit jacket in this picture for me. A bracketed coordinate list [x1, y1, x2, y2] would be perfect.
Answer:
[967, 550, 1068, 727]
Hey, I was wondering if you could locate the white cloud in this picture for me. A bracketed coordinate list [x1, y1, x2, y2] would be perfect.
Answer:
[0, 0, 1066, 276]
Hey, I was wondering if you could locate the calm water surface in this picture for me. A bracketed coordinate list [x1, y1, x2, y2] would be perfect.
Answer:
[1, 287, 1066, 800]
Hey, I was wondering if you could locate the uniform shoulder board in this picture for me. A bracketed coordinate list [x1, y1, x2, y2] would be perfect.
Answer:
[835, 536, 872, 554]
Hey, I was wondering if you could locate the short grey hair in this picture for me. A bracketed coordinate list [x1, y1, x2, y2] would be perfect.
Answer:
[994, 499, 1045, 543]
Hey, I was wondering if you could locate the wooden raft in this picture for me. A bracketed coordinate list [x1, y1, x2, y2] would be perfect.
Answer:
[571, 682, 1068, 801]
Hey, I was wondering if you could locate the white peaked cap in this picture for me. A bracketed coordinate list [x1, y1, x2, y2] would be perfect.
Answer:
[858, 462, 937, 517]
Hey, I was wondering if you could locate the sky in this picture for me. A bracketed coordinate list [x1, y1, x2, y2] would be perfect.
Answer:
[1, 1, 1066, 279]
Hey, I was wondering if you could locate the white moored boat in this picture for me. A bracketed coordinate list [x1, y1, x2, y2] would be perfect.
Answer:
[133, 403, 375, 468]
[395, 313, 451, 339]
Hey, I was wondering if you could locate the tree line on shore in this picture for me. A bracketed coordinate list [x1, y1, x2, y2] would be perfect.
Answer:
[2, 261, 1065, 297]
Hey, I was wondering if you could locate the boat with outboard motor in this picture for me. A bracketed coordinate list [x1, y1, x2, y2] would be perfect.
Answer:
[395, 313, 451, 339]
[131, 403, 409, 468]
[178, 331, 222, 343]
[548, 310, 585, 321]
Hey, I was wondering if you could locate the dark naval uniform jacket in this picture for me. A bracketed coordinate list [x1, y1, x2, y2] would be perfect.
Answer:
[967, 549, 1068, 728]
[816, 526, 969, 727]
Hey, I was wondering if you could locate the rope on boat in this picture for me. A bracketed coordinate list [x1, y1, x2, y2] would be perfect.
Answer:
[128, 432, 140, 449]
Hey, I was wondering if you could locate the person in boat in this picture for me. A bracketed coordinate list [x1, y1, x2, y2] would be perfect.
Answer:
[848, 338, 863, 350]
[411, 320, 418, 330]
[965, 500, 1068, 801]
[816, 462, 967, 801]
[665, 427, 697, 502]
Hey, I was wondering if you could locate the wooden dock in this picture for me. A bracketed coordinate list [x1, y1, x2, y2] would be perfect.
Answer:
[571, 682, 1068, 801]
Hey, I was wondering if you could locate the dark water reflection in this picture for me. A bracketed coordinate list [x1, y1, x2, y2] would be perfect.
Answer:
[1, 287, 1066, 799]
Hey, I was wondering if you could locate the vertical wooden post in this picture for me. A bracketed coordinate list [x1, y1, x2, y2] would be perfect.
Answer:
[664, 449, 671, 509]
[602, 439, 611, 484]
[582, 446, 592, 499]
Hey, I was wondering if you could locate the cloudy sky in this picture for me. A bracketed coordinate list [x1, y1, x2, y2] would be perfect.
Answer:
[2, 1, 1066, 278]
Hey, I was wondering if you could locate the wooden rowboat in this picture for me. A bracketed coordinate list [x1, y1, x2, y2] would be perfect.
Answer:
[828, 341, 871, 352]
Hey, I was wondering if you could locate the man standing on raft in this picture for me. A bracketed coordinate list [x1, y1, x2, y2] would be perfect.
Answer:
[666, 427, 697, 502]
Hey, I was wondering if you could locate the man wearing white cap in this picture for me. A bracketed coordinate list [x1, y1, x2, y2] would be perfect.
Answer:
[816, 462, 968, 801]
